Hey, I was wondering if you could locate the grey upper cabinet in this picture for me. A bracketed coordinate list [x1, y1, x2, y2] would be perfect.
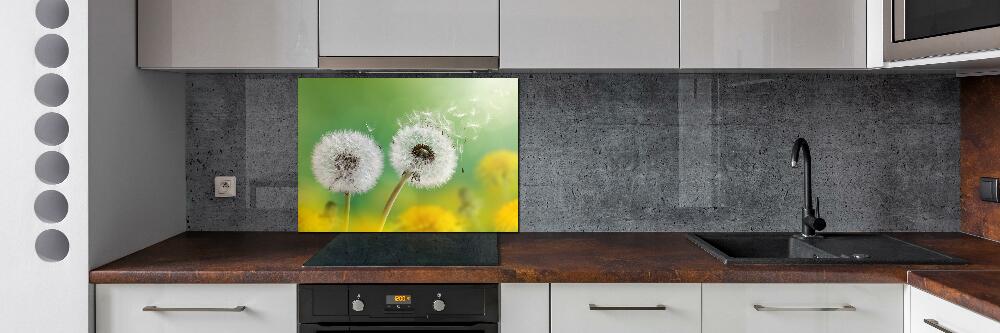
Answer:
[680, 0, 869, 69]
[319, 0, 499, 57]
[501, 0, 680, 69]
[138, 0, 318, 69]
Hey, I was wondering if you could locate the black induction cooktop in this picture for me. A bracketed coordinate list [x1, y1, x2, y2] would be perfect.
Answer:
[303, 233, 500, 267]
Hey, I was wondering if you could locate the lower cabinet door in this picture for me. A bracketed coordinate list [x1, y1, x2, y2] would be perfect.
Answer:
[702, 283, 904, 333]
[96, 284, 297, 333]
[910, 287, 1000, 333]
[550, 283, 701, 333]
[500, 283, 549, 333]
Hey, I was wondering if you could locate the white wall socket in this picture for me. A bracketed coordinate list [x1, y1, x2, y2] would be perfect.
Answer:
[214, 176, 236, 198]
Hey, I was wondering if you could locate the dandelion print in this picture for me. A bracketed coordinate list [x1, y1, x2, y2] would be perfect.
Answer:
[311, 130, 384, 230]
[380, 124, 458, 230]
[494, 200, 518, 232]
[386, 205, 463, 232]
[298, 78, 518, 232]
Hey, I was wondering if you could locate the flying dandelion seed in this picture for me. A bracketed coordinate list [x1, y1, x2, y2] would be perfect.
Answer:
[311, 130, 384, 230]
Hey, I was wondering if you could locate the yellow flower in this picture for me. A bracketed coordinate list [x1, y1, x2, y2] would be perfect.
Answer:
[389, 205, 464, 232]
[345, 215, 383, 232]
[476, 150, 518, 193]
[298, 204, 337, 232]
[494, 200, 518, 232]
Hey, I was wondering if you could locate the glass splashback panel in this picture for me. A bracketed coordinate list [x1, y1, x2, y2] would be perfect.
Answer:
[297, 78, 519, 232]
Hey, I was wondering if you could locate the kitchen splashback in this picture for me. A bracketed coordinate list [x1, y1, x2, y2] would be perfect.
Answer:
[186, 73, 959, 232]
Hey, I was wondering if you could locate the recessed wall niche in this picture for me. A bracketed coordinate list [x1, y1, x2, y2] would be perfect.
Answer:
[35, 34, 68, 68]
[35, 0, 69, 29]
[34, 73, 69, 107]
[35, 229, 69, 262]
[34, 190, 68, 223]
[35, 112, 69, 145]
[35, 151, 69, 184]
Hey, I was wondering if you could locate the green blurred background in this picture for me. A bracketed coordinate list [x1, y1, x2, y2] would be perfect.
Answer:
[298, 78, 519, 232]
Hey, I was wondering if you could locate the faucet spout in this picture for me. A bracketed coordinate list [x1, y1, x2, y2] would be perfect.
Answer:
[791, 138, 825, 237]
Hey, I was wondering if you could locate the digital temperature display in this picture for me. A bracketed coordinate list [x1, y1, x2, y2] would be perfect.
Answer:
[386, 295, 412, 305]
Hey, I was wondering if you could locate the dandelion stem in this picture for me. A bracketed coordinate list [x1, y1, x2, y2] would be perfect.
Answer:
[380, 171, 412, 231]
[343, 192, 351, 232]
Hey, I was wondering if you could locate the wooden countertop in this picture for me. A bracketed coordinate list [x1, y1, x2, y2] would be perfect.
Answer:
[89, 232, 1000, 321]
[91, 232, 1000, 284]
[908, 270, 1000, 323]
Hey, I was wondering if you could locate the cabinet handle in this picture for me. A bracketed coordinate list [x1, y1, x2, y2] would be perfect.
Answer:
[142, 306, 247, 312]
[923, 319, 955, 333]
[588, 304, 667, 311]
[753, 304, 856, 312]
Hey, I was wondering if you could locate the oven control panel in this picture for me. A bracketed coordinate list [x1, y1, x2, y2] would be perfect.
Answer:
[298, 284, 498, 323]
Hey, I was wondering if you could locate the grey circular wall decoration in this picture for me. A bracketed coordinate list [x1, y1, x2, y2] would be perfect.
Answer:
[35, 229, 69, 262]
[34, 73, 69, 107]
[36, 0, 69, 29]
[35, 112, 69, 146]
[35, 151, 69, 184]
[35, 34, 68, 68]
[34, 190, 68, 223]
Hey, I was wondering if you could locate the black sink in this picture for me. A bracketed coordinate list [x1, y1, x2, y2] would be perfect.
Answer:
[687, 233, 966, 265]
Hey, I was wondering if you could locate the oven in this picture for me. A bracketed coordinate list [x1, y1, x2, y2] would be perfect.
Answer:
[884, 0, 1000, 61]
[298, 284, 498, 333]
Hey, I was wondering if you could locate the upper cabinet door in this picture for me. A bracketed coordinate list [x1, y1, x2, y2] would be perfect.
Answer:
[138, 0, 318, 69]
[501, 0, 680, 69]
[319, 0, 500, 57]
[681, 0, 868, 68]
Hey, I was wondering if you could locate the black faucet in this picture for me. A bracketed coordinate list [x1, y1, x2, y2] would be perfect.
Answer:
[791, 138, 826, 238]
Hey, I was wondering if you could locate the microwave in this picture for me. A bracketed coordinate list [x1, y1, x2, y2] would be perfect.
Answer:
[884, 0, 1000, 62]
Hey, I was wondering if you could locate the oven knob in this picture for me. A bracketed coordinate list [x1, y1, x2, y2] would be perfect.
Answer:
[351, 299, 365, 312]
[432, 299, 446, 312]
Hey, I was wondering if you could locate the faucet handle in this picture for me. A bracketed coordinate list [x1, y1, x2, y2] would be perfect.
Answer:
[815, 196, 820, 218]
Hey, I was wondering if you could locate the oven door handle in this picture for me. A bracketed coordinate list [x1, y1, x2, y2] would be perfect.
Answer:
[347, 323, 497, 331]
[299, 323, 497, 332]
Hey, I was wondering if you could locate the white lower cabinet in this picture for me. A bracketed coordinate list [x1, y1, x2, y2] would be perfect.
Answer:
[702, 283, 904, 333]
[910, 287, 1000, 333]
[95, 282, 999, 333]
[96, 284, 297, 333]
[500, 283, 549, 333]
[551, 283, 701, 333]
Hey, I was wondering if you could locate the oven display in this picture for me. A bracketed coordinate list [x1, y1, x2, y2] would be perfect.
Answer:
[385, 294, 414, 311]
[386, 295, 412, 304]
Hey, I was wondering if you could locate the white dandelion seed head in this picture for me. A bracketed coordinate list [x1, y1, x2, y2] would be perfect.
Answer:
[389, 125, 458, 189]
[311, 130, 384, 194]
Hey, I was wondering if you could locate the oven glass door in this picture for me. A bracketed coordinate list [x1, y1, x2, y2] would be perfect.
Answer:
[300, 324, 498, 333]
[898, 0, 1000, 41]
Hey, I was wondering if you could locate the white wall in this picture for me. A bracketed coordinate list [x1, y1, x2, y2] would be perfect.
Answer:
[0, 0, 90, 331]
[88, 0, 186, 269]
[0, 0, 184, 331]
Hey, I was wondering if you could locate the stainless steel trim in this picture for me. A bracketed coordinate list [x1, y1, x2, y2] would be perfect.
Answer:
[923, 319, 956, 333]
[892, 0, 905, 41]
[884, 0, 1000, 62]
[318, 57, 499, 71]
[753, 304, 856, 312]
[588, 304, 667, 311]
[142, 306, 247, 312]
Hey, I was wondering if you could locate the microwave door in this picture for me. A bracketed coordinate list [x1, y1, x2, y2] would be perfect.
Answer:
[896, 0, 1000, 42]
[885, 0, 1000, 61]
